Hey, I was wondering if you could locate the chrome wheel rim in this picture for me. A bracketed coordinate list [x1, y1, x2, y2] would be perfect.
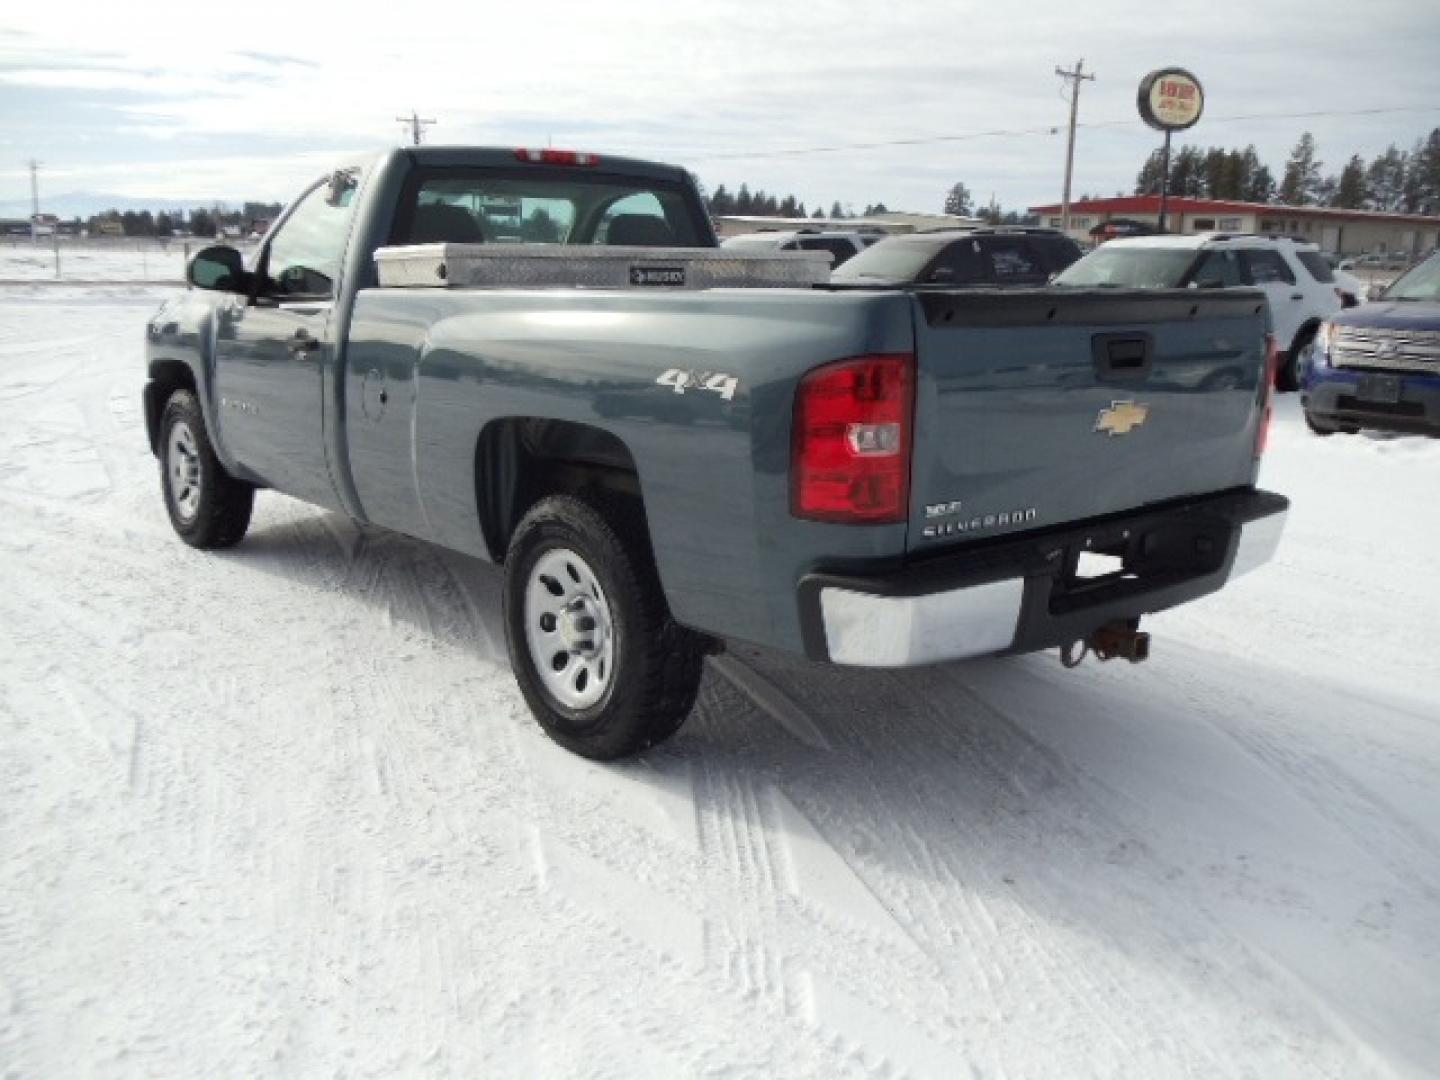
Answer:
[166, 421, 202, 522]
[524, 547, 615, 711]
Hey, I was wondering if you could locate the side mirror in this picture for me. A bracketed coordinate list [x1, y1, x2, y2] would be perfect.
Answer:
[1366, 283, 1386, 302]
[187, 245, 246, 292]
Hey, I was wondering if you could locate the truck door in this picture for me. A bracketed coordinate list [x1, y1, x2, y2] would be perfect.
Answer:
[212, 176, 357, 510]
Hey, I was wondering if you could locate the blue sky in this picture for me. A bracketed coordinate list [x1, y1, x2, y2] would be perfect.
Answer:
[3, 0, 1439, 216]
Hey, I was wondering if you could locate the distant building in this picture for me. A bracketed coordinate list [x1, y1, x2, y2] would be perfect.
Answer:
[1028, 195, 1440, 256]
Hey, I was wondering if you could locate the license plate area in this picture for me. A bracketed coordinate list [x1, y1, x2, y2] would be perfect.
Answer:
[1049, 515, 1230, 615]
[1356, 373, 1402, 404]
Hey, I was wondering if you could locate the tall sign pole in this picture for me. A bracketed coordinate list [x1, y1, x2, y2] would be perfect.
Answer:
[1055, 59, 1095, 236]
[1137, 68, 1205, 234]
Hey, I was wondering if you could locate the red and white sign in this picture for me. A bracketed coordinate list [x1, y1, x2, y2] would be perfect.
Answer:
[1138, 68, 1205, 131]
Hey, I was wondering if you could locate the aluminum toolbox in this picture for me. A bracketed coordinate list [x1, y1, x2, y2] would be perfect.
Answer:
[374, 243, 831, 290]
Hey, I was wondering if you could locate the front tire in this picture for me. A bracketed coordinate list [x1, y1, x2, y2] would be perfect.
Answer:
[158, 389, 254, 548]
[502, 494, 705, 760]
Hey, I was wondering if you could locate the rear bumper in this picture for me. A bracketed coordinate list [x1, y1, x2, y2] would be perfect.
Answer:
[798, 488, 1288, 666]
[1303, 367, 1440, 435]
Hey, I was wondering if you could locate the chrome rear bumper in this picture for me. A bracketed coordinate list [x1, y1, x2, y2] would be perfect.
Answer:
[801, 489, 1288, 667]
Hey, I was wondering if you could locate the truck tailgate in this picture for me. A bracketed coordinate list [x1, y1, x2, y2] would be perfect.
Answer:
[908, 288, 1270, 552]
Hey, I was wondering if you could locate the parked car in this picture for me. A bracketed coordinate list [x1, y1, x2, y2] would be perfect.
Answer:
[1054, 233, 1343, 391]
[1090, 218, 1162, 242]
[144, 146, 1286, 759]
[1339, 252, 1415, 273]
[829, 228, 1083, 287]
[720, 228, 883, 268]
[1303, 251, 1440, 437]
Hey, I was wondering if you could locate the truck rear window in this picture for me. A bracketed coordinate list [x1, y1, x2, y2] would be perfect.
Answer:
[393, 169, 709, 248]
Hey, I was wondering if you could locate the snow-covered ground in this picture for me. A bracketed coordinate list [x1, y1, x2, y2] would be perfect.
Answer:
[1, 282, 1438, 1080]
[0, 241, 254, 284]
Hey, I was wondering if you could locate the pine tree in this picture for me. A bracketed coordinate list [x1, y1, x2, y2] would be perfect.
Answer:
[1415, 128, 1440, 214]
[942, 182, 972, 216]
[829, 201, 845, 220]
[1279, 133, 1323, 205]
[735, 183, 752, 215]
[1365, 146, 1408, 211]
[1134, 148, 1167, 195]
[1333, 156, 1368, 209]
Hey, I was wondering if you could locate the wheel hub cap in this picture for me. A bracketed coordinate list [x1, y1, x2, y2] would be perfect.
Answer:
[524, 547, 615, 710]
[166, 421, 202, 521]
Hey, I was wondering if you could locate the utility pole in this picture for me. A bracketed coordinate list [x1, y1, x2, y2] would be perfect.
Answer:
[395, 111, 436, 146]
[29, 159, 41, 244]
[1054, 59, 1095, 237]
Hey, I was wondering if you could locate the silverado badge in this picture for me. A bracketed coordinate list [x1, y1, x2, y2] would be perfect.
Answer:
[1095, 400, 1150, 436]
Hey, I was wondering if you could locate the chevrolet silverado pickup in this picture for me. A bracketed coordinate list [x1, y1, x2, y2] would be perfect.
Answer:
[144, 146, 1288, 759]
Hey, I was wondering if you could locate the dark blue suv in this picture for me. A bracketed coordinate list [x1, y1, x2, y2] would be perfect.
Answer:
[1304, 253, 1440, 436]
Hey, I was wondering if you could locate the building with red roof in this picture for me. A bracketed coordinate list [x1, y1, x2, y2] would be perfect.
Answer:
[1028, 195, 1439, 256]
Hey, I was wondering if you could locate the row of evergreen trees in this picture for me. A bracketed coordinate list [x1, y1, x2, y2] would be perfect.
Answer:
[704, 183, 889, 220]
[83, 202, 284, 238]
[1135, 129, 1440, 213]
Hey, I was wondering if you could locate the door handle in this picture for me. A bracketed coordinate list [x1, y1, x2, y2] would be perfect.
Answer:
[288, 328, 321, 354]
[1289, 293, 1304, 301]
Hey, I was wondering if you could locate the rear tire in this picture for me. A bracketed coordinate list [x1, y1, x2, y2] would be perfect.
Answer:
[159, 390, 254, 548]
[501, 493, 706, 760]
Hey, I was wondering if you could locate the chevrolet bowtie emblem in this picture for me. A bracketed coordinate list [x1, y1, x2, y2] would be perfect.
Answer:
[1095, 400, 1150, 436]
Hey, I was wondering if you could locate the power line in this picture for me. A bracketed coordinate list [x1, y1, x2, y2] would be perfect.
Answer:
[687, 104, 1440, 162]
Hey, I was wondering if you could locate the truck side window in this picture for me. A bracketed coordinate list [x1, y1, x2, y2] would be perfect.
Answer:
[1191, 250, 1243, 287]
[264, 178, 357, 298]
[1242, 250, 1296, 286]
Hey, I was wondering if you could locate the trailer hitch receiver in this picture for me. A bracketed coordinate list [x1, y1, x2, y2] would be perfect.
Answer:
[1060, 619, 1151, 668]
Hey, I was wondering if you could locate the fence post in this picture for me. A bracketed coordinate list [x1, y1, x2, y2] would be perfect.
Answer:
[53, 230, 61, 279]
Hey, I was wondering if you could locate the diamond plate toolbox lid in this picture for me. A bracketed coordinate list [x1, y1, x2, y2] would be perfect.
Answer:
[374, 243, 832, 290]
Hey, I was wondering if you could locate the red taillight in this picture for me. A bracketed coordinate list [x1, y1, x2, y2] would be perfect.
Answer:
[1257, 332, 1278, 457]
[792, 354, 915, 523]
[514, 148, 600, 166]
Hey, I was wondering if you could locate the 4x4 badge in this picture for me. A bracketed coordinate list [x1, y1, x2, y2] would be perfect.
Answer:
[1095, 400, 1150, 436]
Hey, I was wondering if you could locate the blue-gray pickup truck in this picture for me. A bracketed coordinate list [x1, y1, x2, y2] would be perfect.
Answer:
[144, 146, 1288, 758]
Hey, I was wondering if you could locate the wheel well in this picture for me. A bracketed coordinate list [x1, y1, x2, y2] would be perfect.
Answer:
[143, 360, 197, 454]
[476, 418, 643, 563]
[1290, 319, 1322, 356]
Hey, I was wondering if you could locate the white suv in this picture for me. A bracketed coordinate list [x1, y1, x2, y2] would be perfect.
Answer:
[720, 229, 884, 269]
[1054, 233, 1346, 390]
